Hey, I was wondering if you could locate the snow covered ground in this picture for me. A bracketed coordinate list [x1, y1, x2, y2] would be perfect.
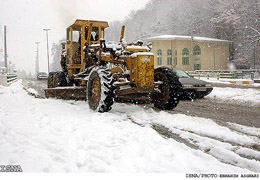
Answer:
[0, 80, 260, 173]
[206, 87, 260, 107]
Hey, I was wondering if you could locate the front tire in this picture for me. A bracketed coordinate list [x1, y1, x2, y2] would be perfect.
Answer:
[87, 67, 115, 112]
[152, 67, 181, 110]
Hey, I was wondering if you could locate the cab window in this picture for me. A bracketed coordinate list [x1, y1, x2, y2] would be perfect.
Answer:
[72, 26, 81, 43]
[91, 27, 99, 41]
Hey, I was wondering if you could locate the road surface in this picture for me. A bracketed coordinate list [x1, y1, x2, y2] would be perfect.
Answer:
[22, 78, 260, 128]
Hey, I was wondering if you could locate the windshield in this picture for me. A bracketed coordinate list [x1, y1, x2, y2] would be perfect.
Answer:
[174, 69, 191, 78]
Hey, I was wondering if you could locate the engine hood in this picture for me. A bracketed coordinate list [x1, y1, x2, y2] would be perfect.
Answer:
[179, 77, 209, 86]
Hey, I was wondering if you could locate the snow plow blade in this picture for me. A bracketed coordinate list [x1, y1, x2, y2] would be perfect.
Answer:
[44, 87, 86, 100]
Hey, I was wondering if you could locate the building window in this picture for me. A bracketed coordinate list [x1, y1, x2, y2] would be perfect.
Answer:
[182, 57, 189, 65]
[157, 57, 162, 65]
[167, 57, 172, 65]
[167, 49, 172, 65]
[167, 49, 172, 56]
[194, 45, 201, 55]
[182, 48, 189, 65]
[194, 64, 201, 70]
[157, 49, 162, 65]
[182, 48, 189, 56]
[157, 49, 162, 56]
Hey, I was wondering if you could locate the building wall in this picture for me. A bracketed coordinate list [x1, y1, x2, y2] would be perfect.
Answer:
[151, 39, 229, 71]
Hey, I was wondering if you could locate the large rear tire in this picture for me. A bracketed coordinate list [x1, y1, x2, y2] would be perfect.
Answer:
[152, 67, 181, 110]
[87, 67, 115, 112]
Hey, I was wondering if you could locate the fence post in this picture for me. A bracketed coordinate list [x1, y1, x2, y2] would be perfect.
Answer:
[217, 73, 219, 80]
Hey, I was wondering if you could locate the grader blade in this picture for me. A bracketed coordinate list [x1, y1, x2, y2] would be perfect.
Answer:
[44, 87, 86, 100]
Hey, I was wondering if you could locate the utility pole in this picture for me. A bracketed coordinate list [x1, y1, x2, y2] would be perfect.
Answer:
[213, 44, 216, 71]
[4, 25, 8, 73]
[43, 29, 50, 73]
[171, 41, 173, 68]
[190, 28, 195, 71]
[35, 42, 40, 78]
[253, 47, 256, 69]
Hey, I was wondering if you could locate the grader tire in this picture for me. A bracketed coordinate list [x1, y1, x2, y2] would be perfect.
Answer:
[153, 67, 181, 110]
[47, 72, 55, 88]
[53, 73, 59, 88]
[52, 72, 67, 88]
[87, 67, 115, 113]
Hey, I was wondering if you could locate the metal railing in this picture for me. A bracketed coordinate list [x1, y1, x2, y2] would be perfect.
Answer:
[187, 69, 260, 80]
[7, 74, 18, 83]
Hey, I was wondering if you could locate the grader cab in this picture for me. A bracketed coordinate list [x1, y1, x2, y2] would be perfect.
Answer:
[45, 19, 181, 112]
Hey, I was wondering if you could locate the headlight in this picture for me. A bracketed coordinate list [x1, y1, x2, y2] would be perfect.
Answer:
[205, 84, 212, 87]
[182, 84, 193, 88]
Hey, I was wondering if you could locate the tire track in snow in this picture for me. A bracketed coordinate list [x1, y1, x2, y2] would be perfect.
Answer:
[225, 123, 260, 140]
[205, 118, 260, 141]
[123, 112, 260, 172]
[151, 123, 260, 172]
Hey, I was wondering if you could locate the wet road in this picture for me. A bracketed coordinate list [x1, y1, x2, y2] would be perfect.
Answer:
[174, 98, 260, 128]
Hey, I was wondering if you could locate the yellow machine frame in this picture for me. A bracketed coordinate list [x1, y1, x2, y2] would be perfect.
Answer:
[65, 19, 155, 94]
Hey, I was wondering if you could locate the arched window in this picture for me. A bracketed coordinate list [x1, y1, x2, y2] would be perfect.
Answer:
[182, 48, 189, 56]
[157, 49, 162, 56]
[182, 48, 189, 65]
[167, 49, 172, 56]
[194, 45, 201, 55]
[167, 49, 172, 65]
[157, 49, 162, 65]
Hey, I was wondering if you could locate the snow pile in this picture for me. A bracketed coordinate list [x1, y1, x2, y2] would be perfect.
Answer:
[26, 88, 39, 96]
[206, 87, 260, 107]
[0, 85, 9, 95]
[0, 80, 259, 172]
[122, 108, 260, 172]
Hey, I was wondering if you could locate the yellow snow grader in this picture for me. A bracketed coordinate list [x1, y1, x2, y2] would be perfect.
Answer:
[45, 19, 181, 112]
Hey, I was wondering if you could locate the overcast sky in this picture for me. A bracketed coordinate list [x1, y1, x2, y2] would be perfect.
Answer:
[0, 0, 150, 75]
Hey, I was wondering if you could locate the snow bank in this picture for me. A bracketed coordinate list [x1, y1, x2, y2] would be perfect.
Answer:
[26, 88, 39, 96]
[206, 87, 260, 107]
[0, 80, 259, 172]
